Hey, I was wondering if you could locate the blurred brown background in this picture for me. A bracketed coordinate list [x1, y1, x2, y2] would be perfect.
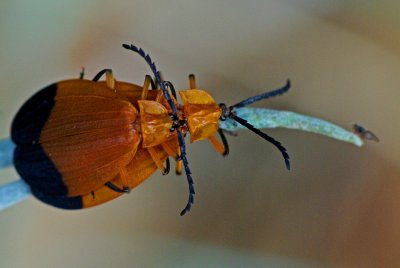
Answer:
[0, 1, 399, 267]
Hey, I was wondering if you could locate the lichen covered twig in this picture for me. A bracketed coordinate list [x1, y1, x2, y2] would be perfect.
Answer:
[220, 108, 363, 146]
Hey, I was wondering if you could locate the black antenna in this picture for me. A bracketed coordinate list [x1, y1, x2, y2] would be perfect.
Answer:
[232, 80, 291, 109]
[219, 80, 292, 170]
[232, 115, 290, 170]
[123, 44, 194, 216]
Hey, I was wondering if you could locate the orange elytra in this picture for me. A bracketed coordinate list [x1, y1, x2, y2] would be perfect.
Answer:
[11, 44, 291, 215]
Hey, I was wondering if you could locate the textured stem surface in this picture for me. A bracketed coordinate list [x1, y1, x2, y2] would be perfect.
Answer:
[0, 179, 30, 211]
[219, 108, 362, 146]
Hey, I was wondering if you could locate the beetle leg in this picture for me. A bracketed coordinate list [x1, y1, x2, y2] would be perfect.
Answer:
[92, 69, 115, 90]
[141, 75, 153, 100]
[155, 90, 164, 103]
[148, 75, 157, 89]
[163, 81, 177, 99]
[208, 134, 228, 156]
[160, 142, 181, 175]
[105, 167, 131, 193]
[162, 141, 183, 175]
[175, 147, 183, 175]
[188, 74, 196, 89]
[105, 182, 130, 193]
[92, 68, 112, 81]
[120, 167, 130, 191]
[147, 147, 169, 175]
[79, 67, 85, 79]
[164, 158, 170, 175]
[176, 158, 183, 175]
[92, 69, 115, 89]
[105, 70, 115, 89]
[218, 129, 230, 155]
[161, 142, 178, 157]
[221, 129, 238, 137]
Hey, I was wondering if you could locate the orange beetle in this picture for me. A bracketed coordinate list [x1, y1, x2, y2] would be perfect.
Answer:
[11, 44, 290, 215]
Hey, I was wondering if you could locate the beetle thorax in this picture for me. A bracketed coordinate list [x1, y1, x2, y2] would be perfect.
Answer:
[179, 89, 222, 143]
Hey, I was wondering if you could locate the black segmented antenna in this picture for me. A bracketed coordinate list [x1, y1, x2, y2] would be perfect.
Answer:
[231, 115, 290, 170]
[220, 80, 292, 170]
[232, 80, 291, 109]
[122, 44, 194, 216]
[122, 44, 177, 114]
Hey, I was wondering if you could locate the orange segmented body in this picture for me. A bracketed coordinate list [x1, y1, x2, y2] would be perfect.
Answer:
[12, 44, 292, 215]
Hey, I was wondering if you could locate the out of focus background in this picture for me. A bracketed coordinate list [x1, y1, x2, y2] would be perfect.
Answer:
[0, 1, 399, 267]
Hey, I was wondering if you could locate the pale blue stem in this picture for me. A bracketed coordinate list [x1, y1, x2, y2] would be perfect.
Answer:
[0, 179, 30, 211]
[219, 108, 363, 146]
[0, 138, 15, 168]
[0, 139, 31, 211]
[0, 107, 363, 212]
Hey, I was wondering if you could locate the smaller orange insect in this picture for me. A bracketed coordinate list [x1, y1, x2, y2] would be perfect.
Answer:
[11, 44, 290, 215]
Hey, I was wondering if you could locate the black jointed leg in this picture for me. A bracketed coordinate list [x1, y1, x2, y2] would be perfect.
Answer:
[163, 158, 170, 175]
[123, 43, 195, 216]
[164, 81, 177, 99]
[189, 74, 196, 89]
[145, 75, 157, 90]
[92, 69, 113, 81]
[217, 129, 229, 156]
[105, 181, 130, 193]
[79, 67, 85, 79]
[232, 80, 291, 109]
